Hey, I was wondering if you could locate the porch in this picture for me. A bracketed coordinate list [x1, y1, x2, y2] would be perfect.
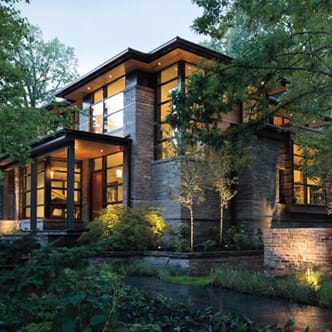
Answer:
[0, 129, 131, 232]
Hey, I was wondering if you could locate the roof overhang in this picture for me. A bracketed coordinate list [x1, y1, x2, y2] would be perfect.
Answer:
[56, 37, 232, 103]
[0, 129, 131, 169]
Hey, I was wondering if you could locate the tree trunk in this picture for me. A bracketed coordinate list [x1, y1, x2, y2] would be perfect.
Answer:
[219, 200, 224, 247]
[190, 208, 194, 251]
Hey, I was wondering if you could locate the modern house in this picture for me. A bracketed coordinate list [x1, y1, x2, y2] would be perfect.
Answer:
[0, 37, 331, 244]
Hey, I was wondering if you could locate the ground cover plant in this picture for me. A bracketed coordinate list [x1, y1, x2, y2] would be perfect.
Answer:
[121, 262, 332, 309]
[0, 236, 299, 332]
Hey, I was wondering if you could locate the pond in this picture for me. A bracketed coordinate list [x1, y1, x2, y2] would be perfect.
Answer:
[126, 276, 332, 332]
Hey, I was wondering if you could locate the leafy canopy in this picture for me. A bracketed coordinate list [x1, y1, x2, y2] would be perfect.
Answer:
[168, 0, 332, 149]
[0, 0, 79, 164]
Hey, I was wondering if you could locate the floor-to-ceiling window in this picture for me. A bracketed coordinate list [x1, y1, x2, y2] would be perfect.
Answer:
[91, 150, 124, 219]
[156, 62, 197, 159]
[293, 143, 324, 206]
[82, 77, 125, 136]
[49, 159, 82, 219]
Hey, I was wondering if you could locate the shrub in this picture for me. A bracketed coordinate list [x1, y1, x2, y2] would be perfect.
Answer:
[79, 206, 168, 251]
[224, 224, 263, 250]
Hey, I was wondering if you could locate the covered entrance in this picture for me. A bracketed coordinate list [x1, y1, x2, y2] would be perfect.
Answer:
[0, 129, 131, 232]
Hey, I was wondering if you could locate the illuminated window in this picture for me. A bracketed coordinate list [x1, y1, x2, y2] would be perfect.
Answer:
[23, 165, 31, 218]
[87, 77, 126, 135]
[106, 151, 124, 207]
[292, 144, 324, 206]
[49, 160, 81, 219]
[157, 62, 197, 159]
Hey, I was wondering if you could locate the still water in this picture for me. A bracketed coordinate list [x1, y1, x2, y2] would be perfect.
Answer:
[126, 277, 332, 332]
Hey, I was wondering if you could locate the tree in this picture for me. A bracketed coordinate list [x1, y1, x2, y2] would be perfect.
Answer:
[168, 0, 332, 213]
[173, 156, 205, 251]
[14, 24, 79, 108]
[0, 1, 79, 164]
[205, 144, 248, 246]
[169, 0, 331, 149]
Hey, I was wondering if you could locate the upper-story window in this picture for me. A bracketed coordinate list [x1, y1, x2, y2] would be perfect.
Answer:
[292, 143, 325, 206]
[157, 62, 197, 159]
[83, 77, 125, 136]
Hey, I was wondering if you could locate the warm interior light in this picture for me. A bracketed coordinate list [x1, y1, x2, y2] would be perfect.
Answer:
[87, 86, 91, 90]
[50, 170, 54, 179]
[116, 168, 123, 178]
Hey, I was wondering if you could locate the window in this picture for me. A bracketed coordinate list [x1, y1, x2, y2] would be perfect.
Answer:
[157, 62, 197, 159]
[85, 77, 125, 135]
[23, 165, 31, 218]
[106, 151, 124, 207]
[292, 144, 324, 206]
[49, 160, 81, 219]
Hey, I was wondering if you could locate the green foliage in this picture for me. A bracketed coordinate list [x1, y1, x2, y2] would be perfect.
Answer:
[79, 206, 168, 251]
[0, 1, 79, 165]
[170, 0, 332, 184]
[224, 224, 263, 250]
[0, 234, 39, 265]
[203, 239, 217, 251]
[14, 24, 78, 108]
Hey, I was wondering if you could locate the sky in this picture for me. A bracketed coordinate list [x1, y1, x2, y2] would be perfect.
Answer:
[17, 0, 204, 75]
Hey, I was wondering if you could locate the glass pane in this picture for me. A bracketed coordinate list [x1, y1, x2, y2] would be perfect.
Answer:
[91, 102, 104, 133]
[308, 186, 324, 205]
[160, 140, 177, 159]
[74, 190, 80, 203]
[37, 206, 44, 218]
[25, 207, 31, 218]
[37, 172, 44, 188]
[93, 157, 103, 171]
[307, 177, 320, 185]
[161, 64, 178, 83]
[25, 175, 31, 190]
[293, 155, 303, 166]
[185, 63, 197, 77]
[94, 88, 103, 103]
[294, 185, 305, 204]
[25, 165, 31, 176]
[107, 110, 123, 132]
[161, 80, 178, 102]
[107, 168, 119, 184]
[37, 189, 44, 205]
[106, 185, 122, 203]
[107, 152, 123, 167]
[293, 170, 303, 183]
[160, 123, 174, 139]
[160, 102, 171, 122]
[105, 93, 124, 114]
[107, 77, 125, 97]
[51, 188, 66, 201]
[25, 192, 31, 206]
[293, 144, 303, 156]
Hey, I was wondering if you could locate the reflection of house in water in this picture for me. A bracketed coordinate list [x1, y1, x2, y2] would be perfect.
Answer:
[0, 37, 331, 242]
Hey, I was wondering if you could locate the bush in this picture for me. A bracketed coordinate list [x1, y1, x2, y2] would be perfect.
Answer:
[224, 224, 263, 250]
[79, 206, 168, 251]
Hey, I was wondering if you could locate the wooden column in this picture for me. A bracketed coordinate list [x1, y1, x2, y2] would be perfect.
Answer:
[66, 140, 75, 231]
[30, 163, 37, 231]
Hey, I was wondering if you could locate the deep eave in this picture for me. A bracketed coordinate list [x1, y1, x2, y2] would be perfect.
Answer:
[56, 36, 232, 99]
[0, 129, 131, 168]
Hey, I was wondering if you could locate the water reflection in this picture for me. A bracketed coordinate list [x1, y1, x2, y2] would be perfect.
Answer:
[126, 277, 332, 332]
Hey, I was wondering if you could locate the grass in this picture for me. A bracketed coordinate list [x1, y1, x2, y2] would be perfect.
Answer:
[116, 262, 332, 309]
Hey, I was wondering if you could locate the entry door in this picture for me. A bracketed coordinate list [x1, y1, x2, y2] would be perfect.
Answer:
[92, 171, 103, 220]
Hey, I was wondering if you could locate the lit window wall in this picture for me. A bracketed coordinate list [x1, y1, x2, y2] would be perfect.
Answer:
[293, 144, 324, 206]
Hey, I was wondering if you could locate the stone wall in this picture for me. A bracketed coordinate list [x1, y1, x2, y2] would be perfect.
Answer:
[124, 85, 155, 207]
[151, 158, 221, 244]
[264, 228, 332, 275]
[90, 250, 264, 276]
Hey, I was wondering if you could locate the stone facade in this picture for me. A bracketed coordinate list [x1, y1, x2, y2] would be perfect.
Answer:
[124, 85, 155, 207]
[264, 228, 332, 275]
